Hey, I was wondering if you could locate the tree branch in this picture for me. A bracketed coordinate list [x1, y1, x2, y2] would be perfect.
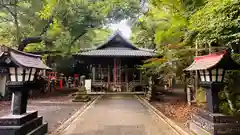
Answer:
[40, 17, 54, 36]
[0, 16, 13, 22]
[18, 37, 53, 51]
[70, 30, 87, 45]
[0, 4, 16, 17]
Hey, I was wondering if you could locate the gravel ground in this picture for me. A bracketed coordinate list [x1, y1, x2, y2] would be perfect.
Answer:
[0, 94, 86, 134]
[150, 88, 198, 134]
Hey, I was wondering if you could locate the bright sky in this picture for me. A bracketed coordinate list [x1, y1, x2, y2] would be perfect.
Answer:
[110, 20, 132, 39]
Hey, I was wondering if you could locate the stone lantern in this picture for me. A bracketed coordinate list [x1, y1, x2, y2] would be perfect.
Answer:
[185, 49, 240, 135]
[72, 75, 91, 102]
[0, 45, 50, 135]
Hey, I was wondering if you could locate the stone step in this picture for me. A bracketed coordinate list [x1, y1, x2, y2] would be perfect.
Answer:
[20, 116, 44, 135]
[189, 121, 211, 135]
[27, 123, 48, 135]
[191, 114, 215, 133]
[192, 114, 240, 135]
[194, 111, 240, 124]
[0, 116, 43, 135]
[197, 109, 240, 123]
[0, 111, 38, 126]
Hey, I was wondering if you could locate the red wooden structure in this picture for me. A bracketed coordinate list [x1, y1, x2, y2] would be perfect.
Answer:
[47, 72, 57, 91]
[59, 73, 64, 89]
[73, 74, 79, 87]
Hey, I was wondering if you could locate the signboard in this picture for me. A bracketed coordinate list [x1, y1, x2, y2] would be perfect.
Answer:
[85, 79, 91, 93]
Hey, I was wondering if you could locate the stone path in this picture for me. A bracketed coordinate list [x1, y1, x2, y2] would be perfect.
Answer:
[61, 95, 179, 135]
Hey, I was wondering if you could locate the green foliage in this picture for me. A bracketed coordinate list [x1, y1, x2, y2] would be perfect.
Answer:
[0, 0, 141, 78]
[133, 0, 205, 83]
[196, 87, 206, 106]
[219, 101, 233, 115]
[134, 0, 240, 82]
[24, 42, 45, 52]
[0, 0, 141, 53]
[134, 0, 240, 115]
[34, 0, 140, 54]
[0, 0, 48, 46]
[53, 56, 75, 76]
[188, 0, 240, 49]
[219, 53, 240, 115]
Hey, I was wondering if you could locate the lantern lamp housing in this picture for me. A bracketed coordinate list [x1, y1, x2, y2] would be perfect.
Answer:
[0, 45, 50, 86]
[198, 68, 225, 83]
[8, 67, 37, 83]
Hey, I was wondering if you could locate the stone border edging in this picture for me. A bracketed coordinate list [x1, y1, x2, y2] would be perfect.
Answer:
[135, 95, 190, 135]
[50, 95, 102, 135]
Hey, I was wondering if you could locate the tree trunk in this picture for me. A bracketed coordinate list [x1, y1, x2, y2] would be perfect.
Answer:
[13, 0, 20, 47]
[194, 41, 198, 101]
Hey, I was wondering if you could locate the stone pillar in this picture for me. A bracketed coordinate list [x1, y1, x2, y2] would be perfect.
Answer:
[146, 76, 153, 101]
[187, 85, 193, 106]
[0, 86, 48, 135]
[73, 75, 90, 102]
[11, 90, 28, 115]
[203, 83, 222, 113]
[80, 75, 86, 87]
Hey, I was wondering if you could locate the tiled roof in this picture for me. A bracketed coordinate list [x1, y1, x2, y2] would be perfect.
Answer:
[79, 49, 155, 57]
[77, 31, 156, 57]
[0, 45, 50, 69]
[10, 51, 50, 69]
[185, 50, 240, 71]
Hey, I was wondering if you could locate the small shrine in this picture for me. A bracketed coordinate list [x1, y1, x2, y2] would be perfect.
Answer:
[74, 31, 156, 93]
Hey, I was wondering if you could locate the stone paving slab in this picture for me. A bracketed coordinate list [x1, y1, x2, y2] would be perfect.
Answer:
[0, 101, 84, 133]
[61, 95, 179, 135]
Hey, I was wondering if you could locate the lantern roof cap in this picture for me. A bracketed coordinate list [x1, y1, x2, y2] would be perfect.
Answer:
[185, 49, 240, 71]
[0, 45, 51, 69]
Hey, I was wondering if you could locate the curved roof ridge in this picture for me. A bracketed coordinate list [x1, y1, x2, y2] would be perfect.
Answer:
[138, 47, 155, 52]
[96, 30, 138, 50]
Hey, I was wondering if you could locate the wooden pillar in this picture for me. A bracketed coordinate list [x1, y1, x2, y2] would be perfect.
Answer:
[119, 59, 121, 84]
[92, 66, 95, 82]
[100, 64, 102, 82]
[125, 67, 128, 92]
[108, 65, 110, 89]
[114, 58, 116, 85]
[100, 64, 103, 91]
[140, 71, 142, 84]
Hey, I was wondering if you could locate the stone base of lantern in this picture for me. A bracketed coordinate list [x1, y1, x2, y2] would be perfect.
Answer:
[72, 86, 91, 102]
[0, 111, 48, 135]
[189, 109, 240, 135]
